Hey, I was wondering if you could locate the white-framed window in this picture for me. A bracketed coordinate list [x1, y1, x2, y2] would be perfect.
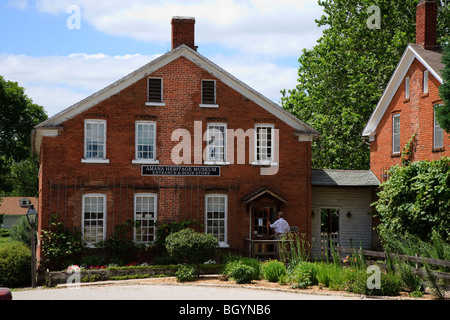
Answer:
[146, 77, 165, 106]
[205, 123, 227, 164]
[405, 77, 410, 99]
[434, 105, 444, 149]
[134, 194, 157, 244]
[392, 114, 401, 154]
[133, 121, 159, 164]
[82, 194, 106, 246]
[82, 120, 109, 163]
[423, 70, 429, 94]
[200, 80, 218, 108]
[205, 194, 228, 247]
[254, 124, 275, 164]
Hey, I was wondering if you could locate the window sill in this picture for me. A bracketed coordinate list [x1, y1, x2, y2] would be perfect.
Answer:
[432, 147, 445, 153]
[204, 161, 230, 166]
[251, 161, 278, 166]
[219, 243, 230, 248]
[199, 104, 219, 108]
[81, 159, 110, 164]
[145, 102, 165, 107]
[404, 98, 410, 103]
[132, 159, 160, 164]
[391, 153, 401, 158]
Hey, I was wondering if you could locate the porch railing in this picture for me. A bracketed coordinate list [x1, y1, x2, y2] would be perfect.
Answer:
[244, 238, 294, 259]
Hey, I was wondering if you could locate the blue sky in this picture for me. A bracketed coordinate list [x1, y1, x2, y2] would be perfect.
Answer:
[0, 0, 324, 117]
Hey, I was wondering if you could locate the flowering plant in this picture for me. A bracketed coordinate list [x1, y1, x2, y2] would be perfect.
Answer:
[85, 265, 107, 270]
[66, 265, 81, 274]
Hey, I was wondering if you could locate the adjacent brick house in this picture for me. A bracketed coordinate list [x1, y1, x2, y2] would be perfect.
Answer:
[32, 17, 319, 263]
[363, 0, 448, 182]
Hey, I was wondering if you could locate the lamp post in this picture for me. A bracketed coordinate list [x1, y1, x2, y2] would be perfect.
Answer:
[26, 205, 38, 288]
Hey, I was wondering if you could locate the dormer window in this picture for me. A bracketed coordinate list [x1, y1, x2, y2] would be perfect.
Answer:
[200, 80, 218, 108]
[146, 78, 165, 106]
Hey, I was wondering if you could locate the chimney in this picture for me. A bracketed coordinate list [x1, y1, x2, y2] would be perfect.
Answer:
[171, 16, 197, 51]
[416, 0, 438, 50]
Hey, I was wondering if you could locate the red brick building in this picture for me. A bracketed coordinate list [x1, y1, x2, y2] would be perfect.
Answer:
[32, 17, 319, 262]
[363, 0, 448, 182]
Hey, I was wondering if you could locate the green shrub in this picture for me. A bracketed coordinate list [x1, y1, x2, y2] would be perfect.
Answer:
[225, 257, 261, 281]
[262, 260, 286, 282]
[287, 262, 318, 289]
[0, 228, 10, 237]
[227, 262, 255, 284]
[175, 265, 196, 282]
[9, 216, 32, 246]
[288, 262, 318, 289]
[344, 268, 402, 296]
[165, 228, 219, 266]
[397, 262, 423, 293]
[0, 241, 31, 287]
[374, 158, 450, 242]
[41, 219, 84, 269]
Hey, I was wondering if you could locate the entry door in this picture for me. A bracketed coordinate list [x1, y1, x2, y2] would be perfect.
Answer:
[320, 208, 340, 255]
[252, 207, 274, 239]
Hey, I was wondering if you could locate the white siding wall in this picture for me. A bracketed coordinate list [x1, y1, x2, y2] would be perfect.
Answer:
[311, 187, 374, 257]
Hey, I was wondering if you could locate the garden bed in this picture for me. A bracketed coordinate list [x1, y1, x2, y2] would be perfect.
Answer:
[45, 264, 224, 287]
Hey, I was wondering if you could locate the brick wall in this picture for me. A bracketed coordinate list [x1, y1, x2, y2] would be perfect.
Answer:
[37, 55, 312, 259]
[370, 58, 449, 182]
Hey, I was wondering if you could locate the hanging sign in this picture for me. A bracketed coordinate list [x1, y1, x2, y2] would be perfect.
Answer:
[142, 165, 220, 177]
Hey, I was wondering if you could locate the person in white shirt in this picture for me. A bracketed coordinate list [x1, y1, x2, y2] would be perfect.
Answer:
[270, 212, 290, 240]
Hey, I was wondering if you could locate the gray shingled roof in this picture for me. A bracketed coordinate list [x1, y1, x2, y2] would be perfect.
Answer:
[409, 43, 444, 79]
[312, 169, 380, 187]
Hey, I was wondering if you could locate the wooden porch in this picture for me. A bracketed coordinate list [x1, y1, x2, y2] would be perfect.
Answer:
[244, 238, 294, 260]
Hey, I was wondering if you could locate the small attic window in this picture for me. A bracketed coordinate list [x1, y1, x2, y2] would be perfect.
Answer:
[146, 78, 165, 106]
[20, 198, 30, 208]
[200, 80, 218, 108]
[423, 70, 429, 94]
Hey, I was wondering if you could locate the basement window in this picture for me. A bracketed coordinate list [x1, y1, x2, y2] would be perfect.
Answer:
[146, 78, 165, 106]
[200, 80, 219, 108]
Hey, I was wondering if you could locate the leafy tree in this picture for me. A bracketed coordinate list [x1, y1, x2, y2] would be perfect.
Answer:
[436, 41, 450, 132]
[0, 75, 47, 195]
[373, 158, 450, 242]
[282, 0, 450, 169]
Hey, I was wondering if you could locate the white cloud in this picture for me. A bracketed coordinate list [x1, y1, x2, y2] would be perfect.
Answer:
[0, 52, 297, 117]
[32, 0, 323, 57]
[8, 0, 29, 10]
[2, 1, 322, 117]
[0, 53, 158, 116]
